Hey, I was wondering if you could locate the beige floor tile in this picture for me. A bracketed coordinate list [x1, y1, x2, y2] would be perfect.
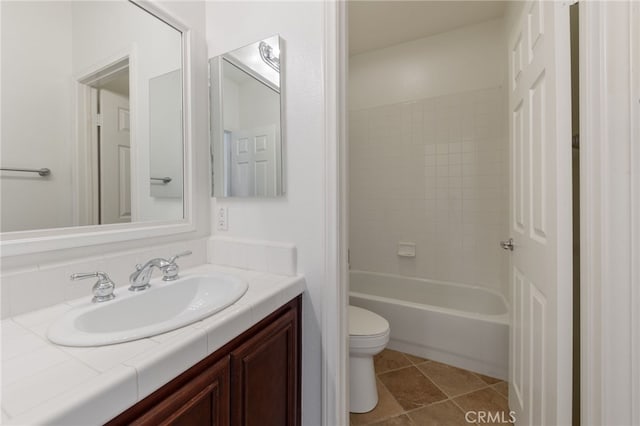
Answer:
[378, 366, 447, 411]
[492, 381, 508, 398]
[374, 349, 413, 374]
[408, 400, 469, 426]
[475, 373, 502, 385]
[369, 414, 415, 426]
[417, 361, 487, 398]
[351, 379, 404, 425]
[403, 353, 428, 365]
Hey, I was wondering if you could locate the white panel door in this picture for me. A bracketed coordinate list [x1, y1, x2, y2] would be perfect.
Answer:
[230, 125, 277, 197]
[507, 1, 572, 425]
[99, 89, 131, 224]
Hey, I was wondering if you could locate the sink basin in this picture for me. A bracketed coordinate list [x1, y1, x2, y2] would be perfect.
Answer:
[48, 272, 248, 347]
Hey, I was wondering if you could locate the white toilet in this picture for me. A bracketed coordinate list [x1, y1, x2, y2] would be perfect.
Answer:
[349, 305, 390, 413]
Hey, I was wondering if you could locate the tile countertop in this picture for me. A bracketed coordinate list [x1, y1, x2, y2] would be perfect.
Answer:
[0, 264, 305, 425]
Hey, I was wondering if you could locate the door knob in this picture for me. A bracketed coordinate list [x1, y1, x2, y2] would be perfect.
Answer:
[500, 238, 514, 251]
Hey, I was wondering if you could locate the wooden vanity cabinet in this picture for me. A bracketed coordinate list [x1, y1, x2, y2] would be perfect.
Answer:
[230, 305, 298, 426]
[107, 296, 301, 426]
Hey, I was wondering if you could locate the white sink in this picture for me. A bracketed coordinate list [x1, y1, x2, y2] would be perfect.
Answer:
[48, 272, 248, 347]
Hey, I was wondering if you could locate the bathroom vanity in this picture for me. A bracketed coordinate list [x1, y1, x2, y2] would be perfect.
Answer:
[108, 296, 301, 425]
[0, 264, 304, 425]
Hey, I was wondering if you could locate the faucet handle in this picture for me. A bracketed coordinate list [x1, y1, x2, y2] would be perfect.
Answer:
[163, 251, 192, 281]
[70, 271, 116, 303]
[168, 250, 192, 264]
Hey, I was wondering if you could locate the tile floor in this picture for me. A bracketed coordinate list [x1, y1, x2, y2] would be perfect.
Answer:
[350, 349, 511, 426]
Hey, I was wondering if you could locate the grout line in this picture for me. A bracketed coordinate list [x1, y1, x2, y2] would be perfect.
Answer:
[447, 384, 493, 400]
[375, 363, 417, 376]
[449, 395, 472, 420]
[411, 358, 491, 402]
[400, 351, 431, 366]
[412, 363, 453, 405]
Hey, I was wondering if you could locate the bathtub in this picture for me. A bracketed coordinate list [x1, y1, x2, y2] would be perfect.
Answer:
[349, 270, 509, 380]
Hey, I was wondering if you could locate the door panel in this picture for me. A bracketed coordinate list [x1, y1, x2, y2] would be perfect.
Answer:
[230, 307, 298, 426]
[99, 89, 131, 224]
[230, 126, 277, 197]
[507, 1, 572, 425]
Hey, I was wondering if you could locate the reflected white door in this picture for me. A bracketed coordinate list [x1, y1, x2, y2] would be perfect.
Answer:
[230, 125, 277, 197]
[507, 1, 572, 425]
[99, 89, 131, 224]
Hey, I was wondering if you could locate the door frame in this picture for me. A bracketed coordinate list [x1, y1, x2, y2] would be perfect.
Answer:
[580, 2, 640, 425]
[74, 48, 136, 226]
[322, 1, 349, 425]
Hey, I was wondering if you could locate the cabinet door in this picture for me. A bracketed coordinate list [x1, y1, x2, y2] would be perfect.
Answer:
[131, 356, 230, 426]
[230, 307, 299, 426]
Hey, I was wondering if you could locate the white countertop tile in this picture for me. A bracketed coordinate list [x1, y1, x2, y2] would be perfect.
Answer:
[7, 365, 138, 426]
[1, 323, 48, 361]
[2, 358, 98, 417]
[2, 344, 71, 387]
[11, 303, 72, 330]
[124, 327, 208, 400]
[66, 338, 160, 373]
[197, 303, 253, 355]
[1, 264, 305, 424]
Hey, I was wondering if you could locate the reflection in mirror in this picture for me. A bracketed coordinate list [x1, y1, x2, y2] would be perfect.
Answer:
[210, 35, 285, 198]
[0, 0, 184, 233]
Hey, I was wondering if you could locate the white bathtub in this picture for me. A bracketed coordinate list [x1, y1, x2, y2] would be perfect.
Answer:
[349, 270, 509, 380]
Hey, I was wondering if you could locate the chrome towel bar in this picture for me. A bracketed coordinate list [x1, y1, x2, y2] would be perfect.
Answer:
[0, 167, 51, 176]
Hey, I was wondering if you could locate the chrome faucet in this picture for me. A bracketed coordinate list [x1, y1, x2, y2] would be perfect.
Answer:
[71, 272, 116, 303]
[128, 251, 192, 291]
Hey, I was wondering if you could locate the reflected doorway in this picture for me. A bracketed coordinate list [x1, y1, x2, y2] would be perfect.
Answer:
[77, 58, 131, 225]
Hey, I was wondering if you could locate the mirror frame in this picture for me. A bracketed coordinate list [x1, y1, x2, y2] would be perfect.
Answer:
[209, 35, 287, 198]
[0, 0, 194, 257]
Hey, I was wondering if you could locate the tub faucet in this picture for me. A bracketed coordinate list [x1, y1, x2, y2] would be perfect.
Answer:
[129, 251, 192, 291]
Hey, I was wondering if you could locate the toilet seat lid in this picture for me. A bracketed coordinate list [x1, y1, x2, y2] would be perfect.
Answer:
[349, 305, 389, 337]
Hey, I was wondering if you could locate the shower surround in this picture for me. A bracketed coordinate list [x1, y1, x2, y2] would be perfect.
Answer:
[349, 86, 508, 296]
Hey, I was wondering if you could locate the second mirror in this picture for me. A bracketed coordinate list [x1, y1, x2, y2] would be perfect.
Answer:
[210, 35, 285, 198]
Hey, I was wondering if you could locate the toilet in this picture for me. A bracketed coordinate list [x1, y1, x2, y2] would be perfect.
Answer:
[349, 305, 390, 413]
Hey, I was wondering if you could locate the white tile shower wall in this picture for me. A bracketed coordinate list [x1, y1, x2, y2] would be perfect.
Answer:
[0, 238, 208, 319]
[349, 87, 508, 296]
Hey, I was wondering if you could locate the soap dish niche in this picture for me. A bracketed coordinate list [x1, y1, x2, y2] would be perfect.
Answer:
[397, 242, 416, 257]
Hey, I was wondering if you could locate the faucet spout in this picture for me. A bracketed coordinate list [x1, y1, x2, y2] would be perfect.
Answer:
[129, 258, 171, 291]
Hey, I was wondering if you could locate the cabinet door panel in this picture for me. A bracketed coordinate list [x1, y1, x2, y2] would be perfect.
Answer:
[131, 356, 230, 426]
[231, 308, 298, 426]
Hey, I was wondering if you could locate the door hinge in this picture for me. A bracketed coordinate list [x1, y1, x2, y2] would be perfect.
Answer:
[94, 113, 103, 127]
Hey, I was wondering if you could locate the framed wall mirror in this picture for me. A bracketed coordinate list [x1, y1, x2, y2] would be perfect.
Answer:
[0, 1, 186, 239]
[210, 35, 285, 198]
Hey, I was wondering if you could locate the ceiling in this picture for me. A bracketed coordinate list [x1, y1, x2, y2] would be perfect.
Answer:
[349, 1, 507, 56]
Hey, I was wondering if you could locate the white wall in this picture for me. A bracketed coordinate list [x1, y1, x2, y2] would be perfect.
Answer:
[349, 19, 509, 296]
[349, 19, 507, 110]
[0, 2, 74, 232]
[206, 2, 326, 424]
